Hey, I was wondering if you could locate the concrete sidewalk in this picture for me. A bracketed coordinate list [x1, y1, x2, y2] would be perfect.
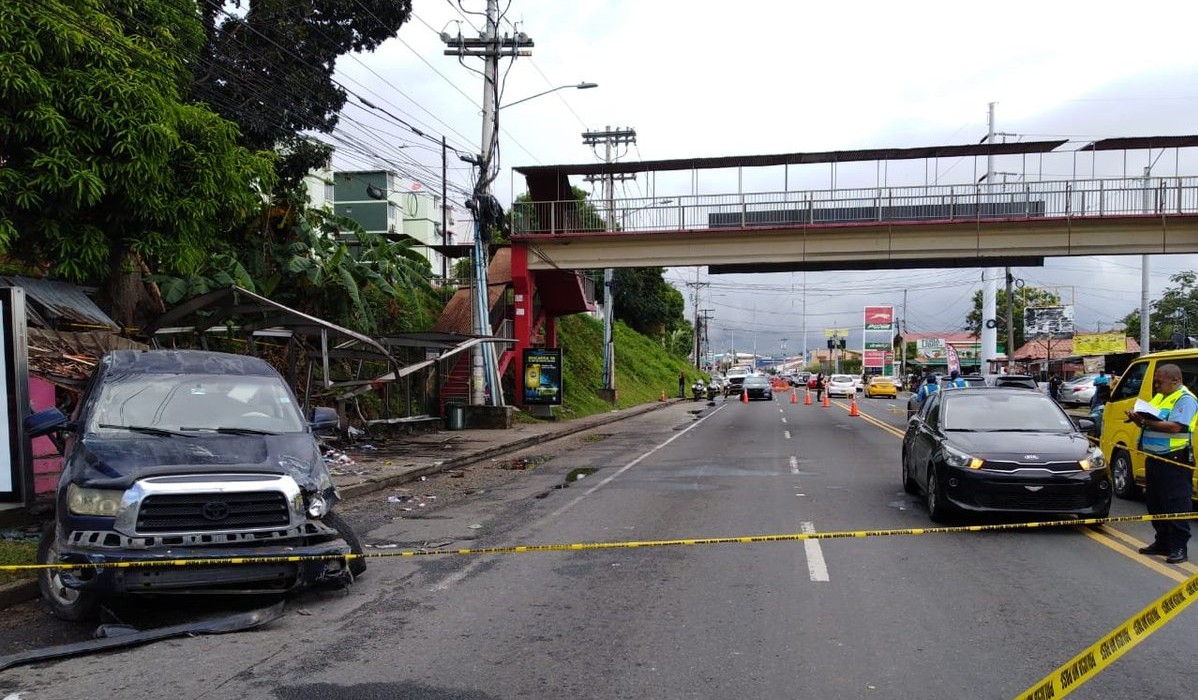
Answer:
[328, 399, 678, 500]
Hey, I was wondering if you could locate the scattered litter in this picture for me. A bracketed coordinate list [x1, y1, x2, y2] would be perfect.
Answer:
[368, 543, 399, 549]
[356, 444, 378, 451]
[420, 476, 427, 481]
[384, 460, 393, 466]
[468, 524, 483, 530]
[295, 609, 313, 616]
[347, 426, 365, 437]
[424, 540, 453, 548]
[386, 495, 412, 503]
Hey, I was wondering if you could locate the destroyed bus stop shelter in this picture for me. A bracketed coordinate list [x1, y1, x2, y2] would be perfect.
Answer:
[142, 286, 496, 426]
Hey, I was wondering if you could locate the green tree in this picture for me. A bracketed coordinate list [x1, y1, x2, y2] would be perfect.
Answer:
[0, 0, 276, 327]
[964, 286, 1061, 352]
[612, 267, 686, 339]
[192, 0, 412, 184]
[1121, 271, 1198, 345]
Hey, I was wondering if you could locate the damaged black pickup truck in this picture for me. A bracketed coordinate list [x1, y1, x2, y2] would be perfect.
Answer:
[28, 349, 365, 621]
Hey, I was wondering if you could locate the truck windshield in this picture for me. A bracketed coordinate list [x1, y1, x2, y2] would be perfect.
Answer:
[90, 373, 307, 434]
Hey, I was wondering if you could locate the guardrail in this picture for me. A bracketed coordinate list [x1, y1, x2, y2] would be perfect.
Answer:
[512, 177, 1198, 235]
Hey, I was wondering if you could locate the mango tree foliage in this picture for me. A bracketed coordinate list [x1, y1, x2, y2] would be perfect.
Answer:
[0, 0, 275, 322]
[193, 0, 412, 184]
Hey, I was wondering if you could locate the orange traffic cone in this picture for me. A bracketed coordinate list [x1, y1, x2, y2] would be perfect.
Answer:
[741, 388, 749, 403]
[804, 390, 812, 406]
[849, 397, 860, 417]
[659, 389, 666, 402]
[821, 394, 830, 408]
[790, 389, 798, 404]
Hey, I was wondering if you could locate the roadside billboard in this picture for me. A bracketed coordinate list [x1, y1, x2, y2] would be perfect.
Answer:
[522, 348, 563, 405]
[1073, 333, 1126, 356]
[1024, 305, 1075, 339]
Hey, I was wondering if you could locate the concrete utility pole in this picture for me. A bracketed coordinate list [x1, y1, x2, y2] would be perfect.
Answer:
[582, 126, 637, 404]
[687, 268, 709, 370]
[442, 1, 533, 406]
[979, 102, 999, 378]
[1005, 268, 1015, 372]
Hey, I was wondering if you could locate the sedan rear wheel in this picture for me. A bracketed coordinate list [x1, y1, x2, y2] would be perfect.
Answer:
[901, 450, 918, 495]
[1111, 450, 1141, 500]
[925, 465, 950, 523]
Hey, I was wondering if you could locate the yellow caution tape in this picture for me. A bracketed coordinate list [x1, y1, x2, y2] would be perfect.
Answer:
[1014, 570, 1198, 699]
[5, 512, 1196, 572]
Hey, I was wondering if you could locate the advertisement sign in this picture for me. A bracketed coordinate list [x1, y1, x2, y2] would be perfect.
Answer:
[917, 338, 946, 359]
[823, 328, 848, 338]
[0, 288, 30, 504]
[1073, 333, 1126, 356]
[864, 306, 894, 331]
[864, 350, 892, 368]
[864, 341, 891, 350]
[522, 348, 563, 406]
[946, 344, 961, 375]
[1024, 305, 1075, 339]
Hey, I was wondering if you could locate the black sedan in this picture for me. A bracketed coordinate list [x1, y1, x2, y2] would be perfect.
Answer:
[742, 374, 774, 401]
[901, 388, 1110, 522]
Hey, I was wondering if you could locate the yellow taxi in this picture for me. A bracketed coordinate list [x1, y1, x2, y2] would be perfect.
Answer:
[1100, 349, 1198, 500]
[864, 375, 897, 398]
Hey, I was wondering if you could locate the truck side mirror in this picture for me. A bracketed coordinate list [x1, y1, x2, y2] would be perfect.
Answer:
[25, 407, 69, 438]
[310, 406, 339, 431]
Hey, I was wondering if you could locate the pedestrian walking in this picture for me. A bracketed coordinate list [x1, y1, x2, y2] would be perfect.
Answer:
[815, 372, 825, 402]
[1127, 363, 1197, 564]
[1048, 374, 1062, 402]
[678, 371, 686, 399]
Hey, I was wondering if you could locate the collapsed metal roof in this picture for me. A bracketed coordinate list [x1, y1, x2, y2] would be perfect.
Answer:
[0, 276, 117, 330]
[513, 139, 1069, 178]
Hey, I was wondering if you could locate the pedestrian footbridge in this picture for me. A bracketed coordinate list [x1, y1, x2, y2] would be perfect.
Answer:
[511, 135, 1198, 272]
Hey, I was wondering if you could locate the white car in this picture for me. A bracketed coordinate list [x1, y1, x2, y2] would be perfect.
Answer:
[827, 374, 857, 398]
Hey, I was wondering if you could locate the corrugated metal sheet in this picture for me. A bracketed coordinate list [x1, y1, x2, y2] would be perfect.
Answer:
[1079, 135, 1198, 152]
[514, 140, 1069, 178]
[0, 276, 117, 330]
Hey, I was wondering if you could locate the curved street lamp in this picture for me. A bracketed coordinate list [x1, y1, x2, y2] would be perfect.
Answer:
[501, 82, 598, 110]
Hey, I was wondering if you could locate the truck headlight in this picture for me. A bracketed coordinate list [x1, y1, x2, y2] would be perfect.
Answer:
[67, 484, 124, 516]
[307, 494, 328, 518]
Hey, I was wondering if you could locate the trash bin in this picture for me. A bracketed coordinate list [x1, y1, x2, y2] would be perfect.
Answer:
[445, 403, 466, 431]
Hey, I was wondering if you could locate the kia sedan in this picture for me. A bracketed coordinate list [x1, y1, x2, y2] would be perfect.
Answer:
[901, 388, 1110, 522]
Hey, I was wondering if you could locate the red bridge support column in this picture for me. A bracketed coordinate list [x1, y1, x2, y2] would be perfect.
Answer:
[511, 242, 535, 408]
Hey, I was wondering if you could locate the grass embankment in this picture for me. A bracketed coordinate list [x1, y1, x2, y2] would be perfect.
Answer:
[0, 538, 38, 584]
[553, 314, 701, 420]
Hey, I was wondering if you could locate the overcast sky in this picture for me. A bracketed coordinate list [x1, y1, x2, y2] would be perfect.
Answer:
[333, 1, 1198, 359]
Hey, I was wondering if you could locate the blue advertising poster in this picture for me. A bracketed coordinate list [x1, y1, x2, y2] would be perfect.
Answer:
[522, 348, 563, 405]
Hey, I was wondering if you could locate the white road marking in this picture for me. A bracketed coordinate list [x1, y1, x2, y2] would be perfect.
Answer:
[802, 521, 830, 582]
[789, 455, 799, 474]
[783, 430, 791, 439]
[434, 403, 731, 591]
[780, 417, 787, 424]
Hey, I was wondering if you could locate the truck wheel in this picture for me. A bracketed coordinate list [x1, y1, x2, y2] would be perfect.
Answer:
[323, 512, 366, 577]
[37, 525, 101, 622]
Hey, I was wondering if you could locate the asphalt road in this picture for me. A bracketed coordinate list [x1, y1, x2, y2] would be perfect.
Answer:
[3, 394, 1197, 699]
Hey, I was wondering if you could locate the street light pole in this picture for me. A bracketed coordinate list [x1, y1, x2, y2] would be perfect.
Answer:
[501, 82, 597, 110]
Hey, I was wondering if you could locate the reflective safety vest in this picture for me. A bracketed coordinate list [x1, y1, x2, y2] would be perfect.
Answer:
[1141, 386, 1198, 454]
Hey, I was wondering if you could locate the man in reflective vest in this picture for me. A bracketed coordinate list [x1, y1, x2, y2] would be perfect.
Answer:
[1126, 363, 1197, 564]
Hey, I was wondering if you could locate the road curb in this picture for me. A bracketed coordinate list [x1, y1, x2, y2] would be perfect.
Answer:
[339, 401, 675, 501]
[0, 578, 37, 609]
